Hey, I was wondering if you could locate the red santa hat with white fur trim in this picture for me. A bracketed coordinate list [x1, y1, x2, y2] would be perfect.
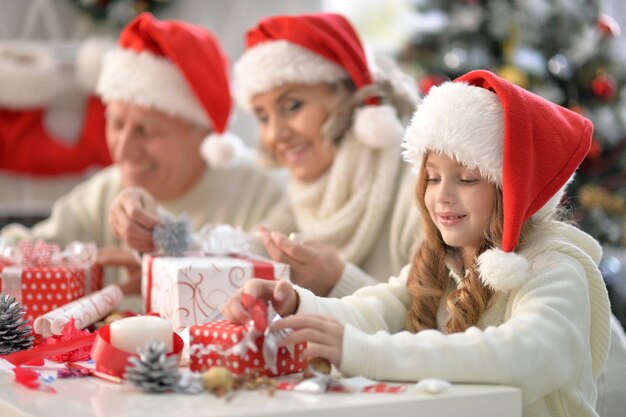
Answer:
[96, 13, 243, 168]
[233, 13, 403, 149]
[402, 69, 593, 292]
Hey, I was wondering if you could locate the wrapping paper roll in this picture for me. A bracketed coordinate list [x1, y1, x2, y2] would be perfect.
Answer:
[33, 285, 123, 337]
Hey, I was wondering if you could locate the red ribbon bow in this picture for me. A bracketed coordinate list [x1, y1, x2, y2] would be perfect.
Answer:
[17, 240, 60, 266]
[241, 293, 268, 332]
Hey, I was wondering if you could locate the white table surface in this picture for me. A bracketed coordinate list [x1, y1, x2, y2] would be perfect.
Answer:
[0, 367, 522, 417]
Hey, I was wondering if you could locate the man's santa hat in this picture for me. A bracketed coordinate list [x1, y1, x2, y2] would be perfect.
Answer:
[233, 13, 403, 149]
[402, 69, 593, 292]
[97, 13, 243, 168]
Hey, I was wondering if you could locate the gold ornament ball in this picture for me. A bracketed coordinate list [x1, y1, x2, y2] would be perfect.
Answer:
[303, 357, 332, 379]
[498, 66, 528, 88]
[104, 312, 124, 326]
[203, 366, 235, 393]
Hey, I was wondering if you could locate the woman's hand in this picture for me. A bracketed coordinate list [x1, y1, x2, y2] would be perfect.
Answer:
[258, 227, 344, 296]
[97, 246, 141, 294]
[273, 314, 344, 366]
[109, 187, 160, 252]
[221, 278, 299, 324]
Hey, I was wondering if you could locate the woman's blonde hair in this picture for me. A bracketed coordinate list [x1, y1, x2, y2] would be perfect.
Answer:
[258, 55, 419, 168]
[405, 153, 536, 334]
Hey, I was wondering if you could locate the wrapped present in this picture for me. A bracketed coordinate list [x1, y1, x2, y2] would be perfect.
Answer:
[142, 253, 289, 331]
[189, 295, 306, 377]
[0, 240, 102, 321]
[143, 223, 289, 330]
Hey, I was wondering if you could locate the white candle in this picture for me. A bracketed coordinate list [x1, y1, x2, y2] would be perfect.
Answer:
[109, 316, 173, 354]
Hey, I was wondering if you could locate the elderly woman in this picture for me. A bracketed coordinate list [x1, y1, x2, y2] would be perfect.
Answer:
[232, 12, 422, 297]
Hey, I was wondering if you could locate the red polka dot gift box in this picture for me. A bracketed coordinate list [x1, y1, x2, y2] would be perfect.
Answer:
[189, 320, 306, 377]
[0, 240, 102, 321]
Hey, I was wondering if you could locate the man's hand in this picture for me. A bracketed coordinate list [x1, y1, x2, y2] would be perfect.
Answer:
[109, 187, 160, 253]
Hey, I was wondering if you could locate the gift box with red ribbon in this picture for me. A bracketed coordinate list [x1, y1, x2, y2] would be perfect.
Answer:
[189, 295, 306, 377]
[0, 240, 102, 321]
[142, 254, 289, 331]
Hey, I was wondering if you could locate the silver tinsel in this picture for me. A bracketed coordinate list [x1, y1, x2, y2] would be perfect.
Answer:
[125, 341, 181, 393]
[0, 294, 34, 355]
[152, 213, 192, 256]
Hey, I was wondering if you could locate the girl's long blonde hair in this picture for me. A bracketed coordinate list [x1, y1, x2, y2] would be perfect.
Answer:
[405, 153, 533, 334]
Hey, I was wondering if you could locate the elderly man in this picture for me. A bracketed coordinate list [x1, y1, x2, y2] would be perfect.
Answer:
[1, 13, 284, 291]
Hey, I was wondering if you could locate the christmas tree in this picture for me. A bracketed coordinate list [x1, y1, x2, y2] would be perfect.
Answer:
[399, 0, 626, 323]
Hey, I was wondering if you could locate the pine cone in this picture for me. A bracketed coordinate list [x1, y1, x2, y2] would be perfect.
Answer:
[125, 341, 181, 393]
[0, 294, 34, 355]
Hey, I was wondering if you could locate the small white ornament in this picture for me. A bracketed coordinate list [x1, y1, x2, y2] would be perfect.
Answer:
[415, 378, 451, 394]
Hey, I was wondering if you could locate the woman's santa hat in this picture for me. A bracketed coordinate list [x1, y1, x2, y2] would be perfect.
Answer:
[233, 13, 403, 149]
[403, 70, 593, 291]
[96, 13, 243, 168]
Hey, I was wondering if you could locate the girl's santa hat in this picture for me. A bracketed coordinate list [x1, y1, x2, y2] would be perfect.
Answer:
[96, 13, 243, 168]
[233, 13, 403, 149]
[402, 70, 593, 291]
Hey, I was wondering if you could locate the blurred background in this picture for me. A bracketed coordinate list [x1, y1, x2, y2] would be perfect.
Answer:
[1, 0, 626, 325]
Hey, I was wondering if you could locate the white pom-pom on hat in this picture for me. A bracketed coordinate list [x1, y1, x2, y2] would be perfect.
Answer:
[75, 37, 116, 94]
[200, 132, 246, 169]
[353, 104, 404, 148]
[477, 248, 530, 292]
[0, 42, 58, 109]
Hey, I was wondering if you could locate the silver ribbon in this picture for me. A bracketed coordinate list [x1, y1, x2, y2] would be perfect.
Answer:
[52, 241, 97, 293]
[193, 224, 251, 256]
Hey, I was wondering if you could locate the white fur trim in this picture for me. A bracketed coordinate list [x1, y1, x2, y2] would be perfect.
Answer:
[97, 49, 209, 127]
[234, 40, 348, 111]
[402, 82, 504, 185]
[477, 248, 530, 291]
[200, 132, 245, 169]
[0, 42, 58, 108]
[75, 37, 116, 93]
[353, 105, 404, 148]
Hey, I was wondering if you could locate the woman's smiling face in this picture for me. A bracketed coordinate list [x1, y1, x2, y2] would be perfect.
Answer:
[252, 83, 337, 183]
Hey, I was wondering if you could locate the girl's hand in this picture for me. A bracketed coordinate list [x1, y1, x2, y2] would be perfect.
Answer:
[109, 187, 160, 252]
[258, 227, 344, 297]
[221, 279, 299, 324]
[272, 314, 344, 366]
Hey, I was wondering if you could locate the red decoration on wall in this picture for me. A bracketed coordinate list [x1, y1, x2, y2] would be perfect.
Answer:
[0, 97, 112, 175]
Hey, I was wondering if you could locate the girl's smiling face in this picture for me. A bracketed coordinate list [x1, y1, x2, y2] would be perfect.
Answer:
[252, 83, 336, 183]
[424, 152, 497, 257]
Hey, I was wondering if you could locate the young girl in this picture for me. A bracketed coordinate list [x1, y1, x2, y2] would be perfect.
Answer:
[223, 70, 612, 417]
[110, 13, 421, 298]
